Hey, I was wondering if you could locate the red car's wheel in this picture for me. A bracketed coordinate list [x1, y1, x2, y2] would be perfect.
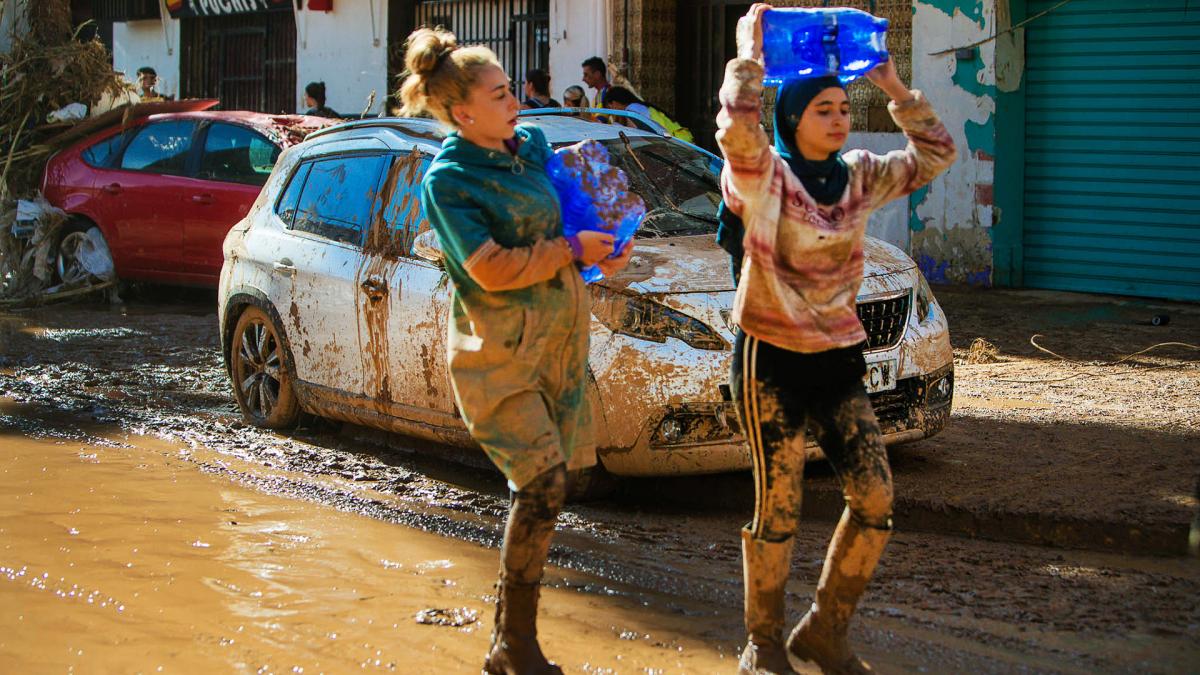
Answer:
[54, 220, 107, 286]
[230, 305, 300, 429]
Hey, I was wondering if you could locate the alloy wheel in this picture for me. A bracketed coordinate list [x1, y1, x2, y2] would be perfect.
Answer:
[235, 319, 283, 421]
[56, 230, 92, 286]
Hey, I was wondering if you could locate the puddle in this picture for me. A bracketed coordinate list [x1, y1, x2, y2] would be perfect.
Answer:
[0, 404, 733, 673]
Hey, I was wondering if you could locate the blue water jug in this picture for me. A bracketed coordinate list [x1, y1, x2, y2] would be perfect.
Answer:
[761, 7, 890, 85]
[544, 141, 645, 283]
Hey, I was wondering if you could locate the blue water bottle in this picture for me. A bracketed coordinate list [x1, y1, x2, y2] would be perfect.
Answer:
[760, 7, 890, 85]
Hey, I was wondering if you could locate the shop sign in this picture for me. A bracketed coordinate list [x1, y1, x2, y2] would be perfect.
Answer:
[166, 0, 293, 17]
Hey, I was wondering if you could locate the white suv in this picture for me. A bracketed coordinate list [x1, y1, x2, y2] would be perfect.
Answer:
[218, 116, 953, 479]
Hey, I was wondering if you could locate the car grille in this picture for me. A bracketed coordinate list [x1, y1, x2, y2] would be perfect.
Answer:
[857, 293, 910, 351]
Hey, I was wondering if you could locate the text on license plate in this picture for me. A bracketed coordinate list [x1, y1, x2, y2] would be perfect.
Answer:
[863, 358, 897, 394]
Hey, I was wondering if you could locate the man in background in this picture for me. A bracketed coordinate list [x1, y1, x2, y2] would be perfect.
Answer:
[136, 67, 172, 102]
[581, 56, 610, 109]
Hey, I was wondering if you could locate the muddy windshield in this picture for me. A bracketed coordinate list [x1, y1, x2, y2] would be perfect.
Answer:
[553, 136, 722, 238]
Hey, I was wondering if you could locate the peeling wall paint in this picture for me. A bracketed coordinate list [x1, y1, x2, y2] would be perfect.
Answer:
[910, 0, 998, 286]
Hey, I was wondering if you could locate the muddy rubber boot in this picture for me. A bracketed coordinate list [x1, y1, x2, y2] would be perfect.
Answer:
[739, 527, 798, 675]
[484, 576, 563, 675]
[786, 509, 891, 674]
[483, 465, 567, 675]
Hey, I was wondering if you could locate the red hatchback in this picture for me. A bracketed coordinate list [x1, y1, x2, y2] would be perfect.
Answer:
[42, 103, 330, 288]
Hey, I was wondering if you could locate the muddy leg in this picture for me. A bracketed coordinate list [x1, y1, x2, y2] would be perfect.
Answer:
[484, 463, 567, 675]
[732, 333, 805, 675]
[787, 387, 893, 674]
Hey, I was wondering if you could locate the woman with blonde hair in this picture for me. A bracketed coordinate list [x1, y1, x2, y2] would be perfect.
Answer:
[399, 27, 631, 674]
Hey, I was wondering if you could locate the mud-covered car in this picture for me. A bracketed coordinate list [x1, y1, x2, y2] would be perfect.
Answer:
[218, 116, 953, 479]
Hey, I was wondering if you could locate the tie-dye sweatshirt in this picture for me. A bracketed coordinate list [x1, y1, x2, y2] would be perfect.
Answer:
[717, 58, 956, 354]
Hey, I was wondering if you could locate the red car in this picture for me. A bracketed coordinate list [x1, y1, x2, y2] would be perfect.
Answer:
[42, 102, 331, 288]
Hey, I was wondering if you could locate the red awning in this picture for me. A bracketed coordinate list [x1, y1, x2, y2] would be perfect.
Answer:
[165, 0, 294, 18]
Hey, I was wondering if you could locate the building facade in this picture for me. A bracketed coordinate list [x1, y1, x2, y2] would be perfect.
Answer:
[101, 0, 1199, 301]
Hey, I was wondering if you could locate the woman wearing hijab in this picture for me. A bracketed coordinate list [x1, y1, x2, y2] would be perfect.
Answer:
[718, 5, 956, 674]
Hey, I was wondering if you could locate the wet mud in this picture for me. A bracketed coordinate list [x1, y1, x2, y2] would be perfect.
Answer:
[1, 287, 1199, 672]
[0, 401, 729, 673]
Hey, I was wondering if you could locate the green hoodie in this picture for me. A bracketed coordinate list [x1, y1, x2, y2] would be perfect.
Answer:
[421, 124, 596, 489]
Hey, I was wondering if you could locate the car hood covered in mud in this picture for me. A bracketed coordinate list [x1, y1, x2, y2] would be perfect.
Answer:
[598, 234, 918, 296]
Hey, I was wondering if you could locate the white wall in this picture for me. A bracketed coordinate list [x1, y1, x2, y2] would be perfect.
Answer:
[849, 131, 909, 251]
[295, 2, 388, 116]
[112, 19, 181, 99]
[549, 0, 609, 106]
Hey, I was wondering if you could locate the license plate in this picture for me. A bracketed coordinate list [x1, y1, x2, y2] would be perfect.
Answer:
[863, 357, 897, 394]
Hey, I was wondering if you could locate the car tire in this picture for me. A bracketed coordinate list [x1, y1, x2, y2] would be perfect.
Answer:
[54, 219, 107, 286]
[230, 305, 300, 429]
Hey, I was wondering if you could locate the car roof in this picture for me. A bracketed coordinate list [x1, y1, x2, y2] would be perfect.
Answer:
[144, 110, 332, 139]
[302, 114, 709, 157]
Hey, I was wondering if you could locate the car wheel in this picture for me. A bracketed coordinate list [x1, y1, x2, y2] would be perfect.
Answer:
[54, 220, 105, 286]
[230, 305, 300, 429]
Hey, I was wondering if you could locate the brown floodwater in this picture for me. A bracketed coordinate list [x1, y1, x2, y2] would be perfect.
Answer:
[0, 402, 735, 674]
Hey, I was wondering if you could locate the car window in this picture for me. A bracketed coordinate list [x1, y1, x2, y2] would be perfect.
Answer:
[81, 132, 126, 168]
[274, 161, 312, 227]
[118, 120, 197, 175]
[199, 123, 280, 186]
[291, 154, 387, 247]
[379, 153, 432, 257]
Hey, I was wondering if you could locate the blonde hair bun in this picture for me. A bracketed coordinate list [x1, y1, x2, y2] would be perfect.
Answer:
[397, 27, 502, 126]
[406, 28, 458, 77]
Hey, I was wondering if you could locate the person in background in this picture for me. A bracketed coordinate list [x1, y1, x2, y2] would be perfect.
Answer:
[136, 67, 171, 102]
[581, 56, 610, 108]
[720, 4, 956, 674]
[303, 81, 341, 118]
[603, 86, 695, 143]
[521, 69, 561, 110]
[562, 85, 589, 109]
[399, 26, 632, 675]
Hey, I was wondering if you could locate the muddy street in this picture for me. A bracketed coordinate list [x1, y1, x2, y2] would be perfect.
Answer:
[2, 287, 1198, 673]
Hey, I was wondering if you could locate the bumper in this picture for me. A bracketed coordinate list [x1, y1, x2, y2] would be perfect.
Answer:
[598, 363, 954, 477]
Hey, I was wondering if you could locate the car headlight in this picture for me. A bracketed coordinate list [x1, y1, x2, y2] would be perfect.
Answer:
[590, 285, 729, 351]
[914, 273, 936, 324]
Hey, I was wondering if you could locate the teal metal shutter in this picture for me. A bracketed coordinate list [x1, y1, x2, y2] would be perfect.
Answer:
[1022, 0, 1200, 301]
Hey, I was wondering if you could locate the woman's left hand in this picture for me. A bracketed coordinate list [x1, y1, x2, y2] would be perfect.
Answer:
[865, 61, 915, 104]
[597, 241, 634, 278]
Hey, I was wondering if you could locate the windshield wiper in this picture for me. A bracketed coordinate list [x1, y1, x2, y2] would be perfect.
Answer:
[619, 130, 679, 210]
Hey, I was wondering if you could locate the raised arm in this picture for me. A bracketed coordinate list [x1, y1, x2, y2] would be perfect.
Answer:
[716, 4, 775, 207]
[853, 61, 957, 210]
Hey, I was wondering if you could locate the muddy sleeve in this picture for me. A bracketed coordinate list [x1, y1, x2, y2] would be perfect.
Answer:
[851, 91, 957, 212]
[716, 58, 775, 208]
[462, 237, 574, 292]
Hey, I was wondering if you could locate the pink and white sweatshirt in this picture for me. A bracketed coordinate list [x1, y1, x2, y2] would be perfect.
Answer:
[717, 58, 957, 354]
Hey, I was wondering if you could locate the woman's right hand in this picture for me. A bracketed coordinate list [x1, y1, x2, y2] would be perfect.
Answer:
[736, 4, 771, 64]
[572, 230, 616, 266]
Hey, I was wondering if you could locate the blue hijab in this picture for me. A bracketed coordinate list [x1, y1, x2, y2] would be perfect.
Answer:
[773, 75, 849, 206]
[717, 76, 851, 286]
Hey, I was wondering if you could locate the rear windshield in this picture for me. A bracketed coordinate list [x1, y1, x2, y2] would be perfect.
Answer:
[552, 135, 722, 238]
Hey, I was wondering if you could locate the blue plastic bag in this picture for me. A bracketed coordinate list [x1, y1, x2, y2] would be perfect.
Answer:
[544, 140, 646, 282]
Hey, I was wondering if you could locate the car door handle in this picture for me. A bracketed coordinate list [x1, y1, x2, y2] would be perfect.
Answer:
[101, 183, 121, 195]
[191, 194, 214, 205]
[272, 259, 296, 275]
[360, 277, 388, 300]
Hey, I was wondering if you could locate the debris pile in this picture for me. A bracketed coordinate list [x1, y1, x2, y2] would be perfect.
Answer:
[962, 337, 1002, 365]
[1, 0, 127, 304]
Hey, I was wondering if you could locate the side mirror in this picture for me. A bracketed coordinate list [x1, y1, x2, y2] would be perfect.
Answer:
[412, 228, 445, 267]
